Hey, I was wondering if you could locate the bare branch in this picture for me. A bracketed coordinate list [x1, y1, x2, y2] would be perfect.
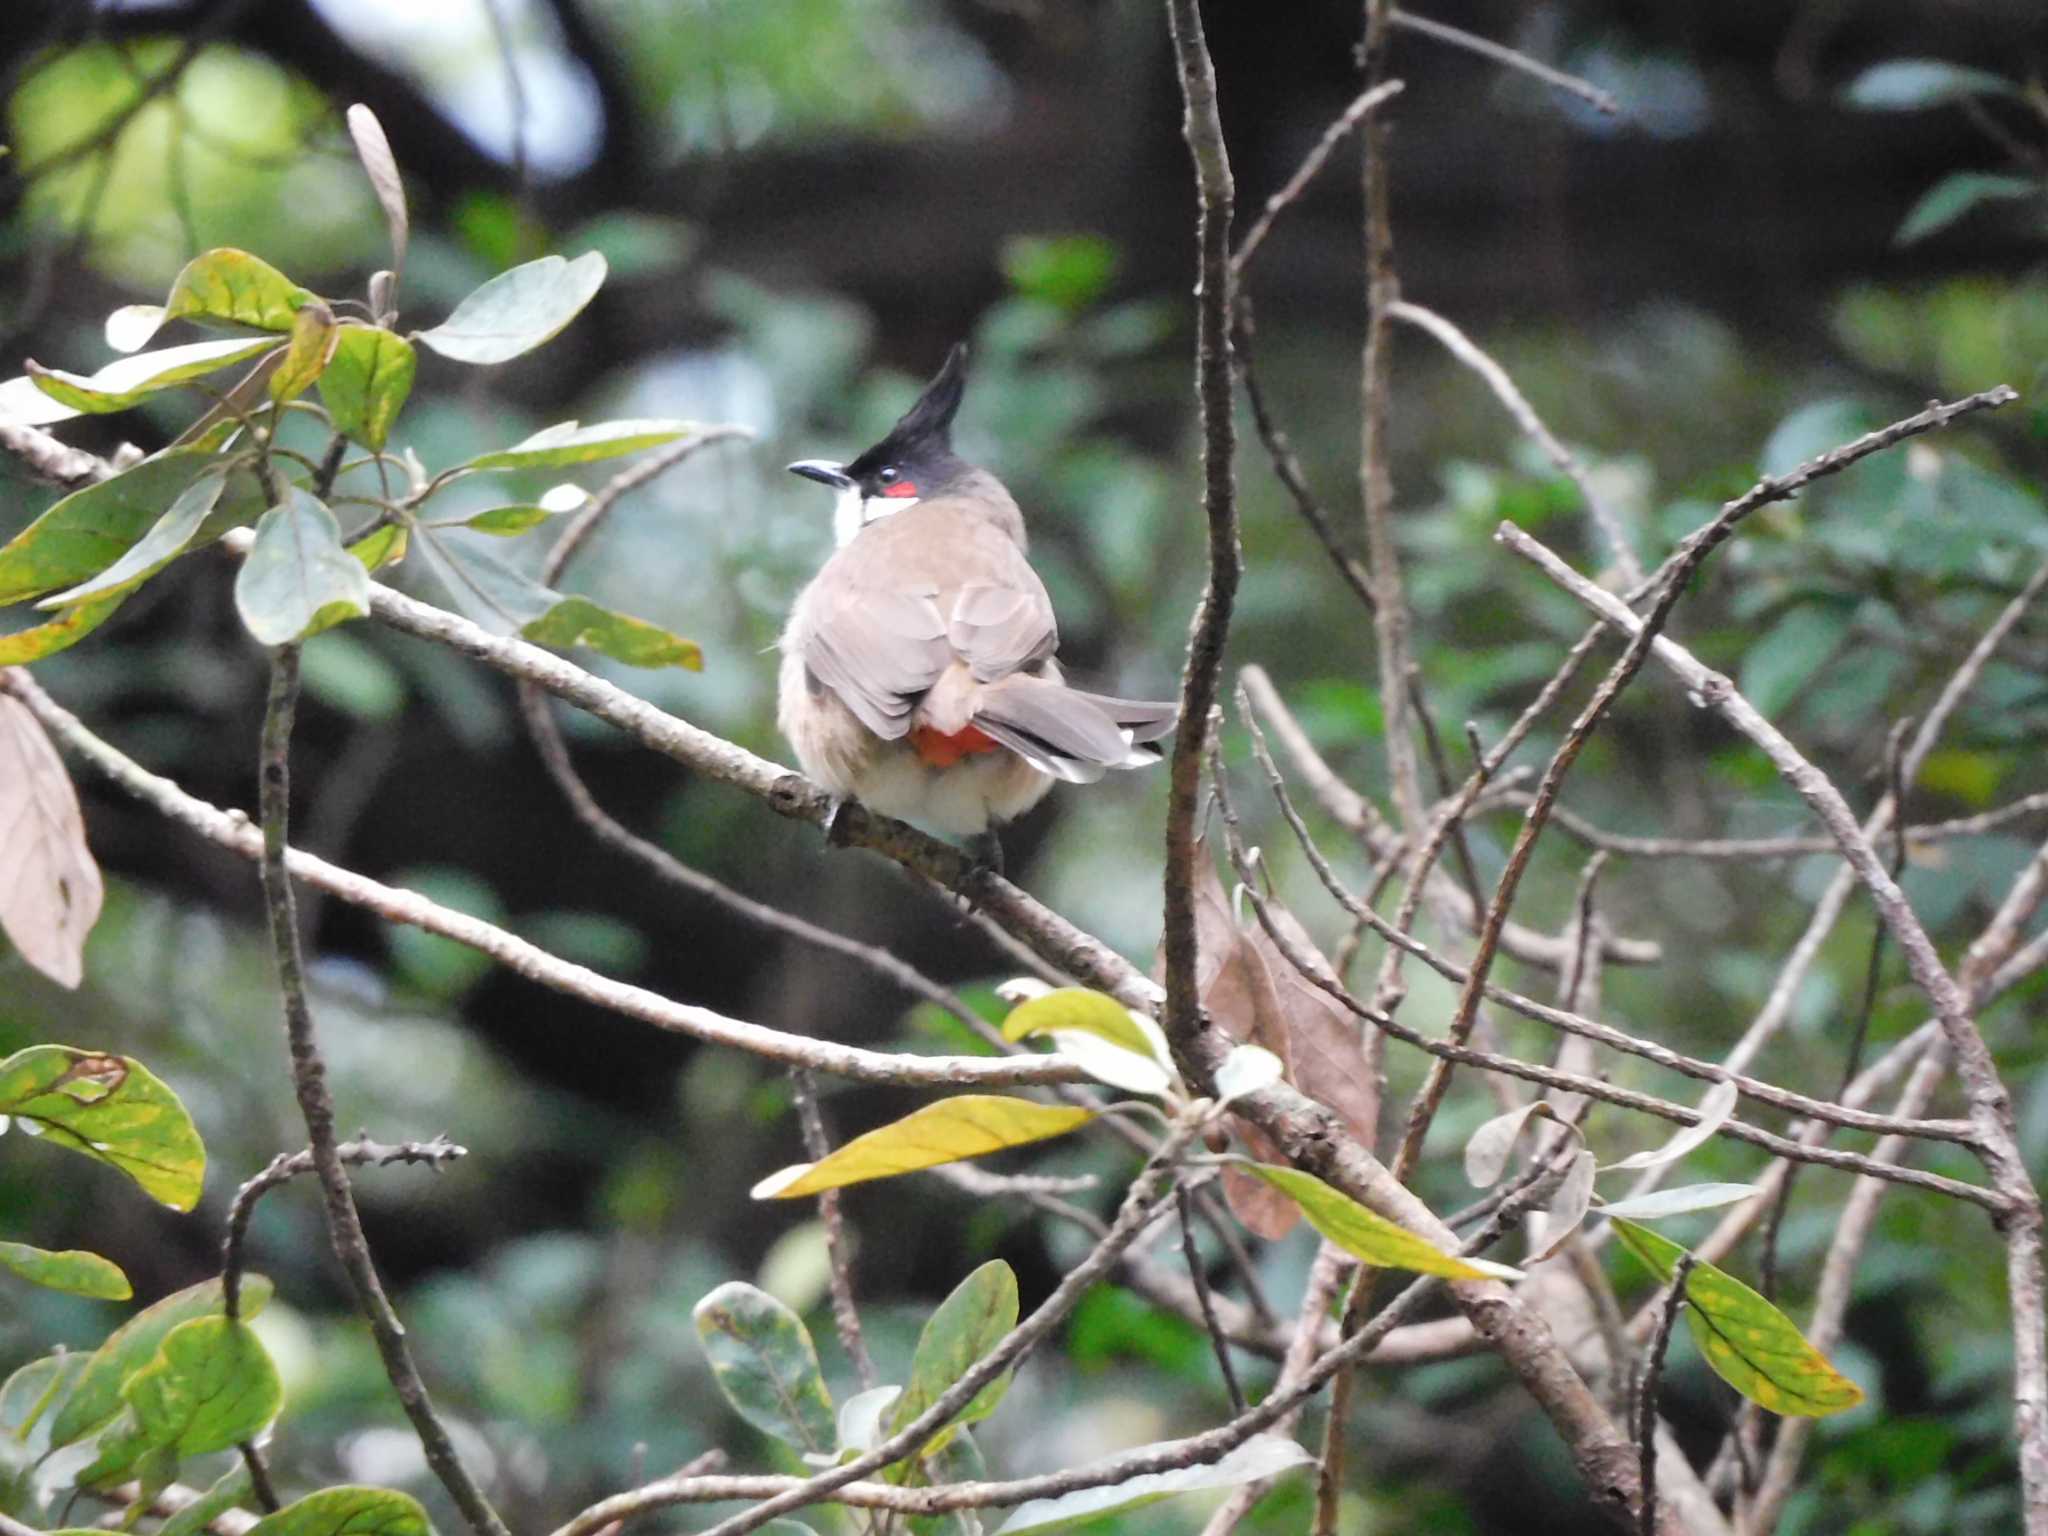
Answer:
[1159, 0, 1242, 1066]
[254, 644, 509, 1536]
[1390, 299, 1642, 584]
[0, 670, 1090, 1091]
[1231, 80, 1405, 275]
[1389, 8, 1621, 116]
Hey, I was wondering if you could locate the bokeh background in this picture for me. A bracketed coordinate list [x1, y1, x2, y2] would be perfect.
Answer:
[4, 2, 2048, 1532]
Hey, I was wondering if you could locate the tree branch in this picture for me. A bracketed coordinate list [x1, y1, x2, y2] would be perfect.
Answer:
[1159, 0, 1241, 1067]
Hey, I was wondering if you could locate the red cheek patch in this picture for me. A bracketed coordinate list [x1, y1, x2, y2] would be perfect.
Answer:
[881, 481, 919, 498]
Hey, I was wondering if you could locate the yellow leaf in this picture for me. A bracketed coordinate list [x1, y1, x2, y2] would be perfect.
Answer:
[1235, 1163, 1521, 1280]
[752, 1096, 1093, 1200]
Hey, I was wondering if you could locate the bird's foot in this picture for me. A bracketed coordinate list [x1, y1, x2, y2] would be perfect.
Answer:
[952, 829, 1006, 916]
[824, 797, 864, 848]
[966, 829, 1006, 881]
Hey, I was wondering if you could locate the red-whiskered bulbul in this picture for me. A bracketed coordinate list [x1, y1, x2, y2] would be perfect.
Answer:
[780, 345, 1178, 866]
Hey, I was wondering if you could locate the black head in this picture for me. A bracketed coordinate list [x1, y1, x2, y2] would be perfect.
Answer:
[788, 344, 973, 508]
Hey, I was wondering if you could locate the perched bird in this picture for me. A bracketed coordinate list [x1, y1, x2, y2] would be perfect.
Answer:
[780, 345, 1178, 867]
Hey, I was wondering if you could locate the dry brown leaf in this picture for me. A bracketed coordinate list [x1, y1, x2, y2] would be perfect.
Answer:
[0, 687, 103, 988]
[1164, 849, 1382, 1239]
[1246, 899, 1380, 1149]
[1221, 1116, 1301, 1239]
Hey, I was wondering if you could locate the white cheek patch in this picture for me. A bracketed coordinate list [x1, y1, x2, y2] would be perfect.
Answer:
[862, 493, 919, 527]
[831, 490, 921, 547]
[830, 483, 866, 547]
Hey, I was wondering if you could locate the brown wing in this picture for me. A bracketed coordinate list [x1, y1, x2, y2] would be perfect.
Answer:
[798, 498, 1057, 738]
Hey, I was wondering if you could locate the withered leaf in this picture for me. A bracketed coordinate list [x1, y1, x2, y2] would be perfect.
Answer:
[1167, 849, 1381, 1239]
[0, 687, 104, 988]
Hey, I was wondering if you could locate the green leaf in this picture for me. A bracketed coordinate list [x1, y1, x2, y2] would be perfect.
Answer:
[414, 530, 700, 669]
[245, 1487, 431, 1536]
[1001, 234, 1119, 312]
[463, 418, 697, 471]
[902, 1426, 985, 1536]
[414, 251, 607, 365]
[1896, 171, 2039, 246]
[411, 527, 554, 632]
[1232, 1164, 1522, 1281]
[269, 303, 341, 402]
[0, 592, 130, 663]
[1841, 59, 2020, 111]
[157, 1463, 255, 1536]
[74, 1407, 163, 1489]
[1739, 604, 1852, 719]
[995, 1435, 1315, 1535]
[436, 505, 555, 535]
[23, 338, 279, 416]
[318, 326, 417, 450]
[522, 595, 702, 670]
[49, 1275, 273, 1449]
[124, 1317, 282, 1456]
[38, 471, 226, 609]
[1609, 1217, 1864, 1416]
[891, 1261, 1017, 1454]
[752, 1097, 1096, 1199]
[1, 1350, 89, 1444]
[693, 1280, 836, 1455]
[0, 448, 224, 605]
[347, 522, 409, 572]
[234, 488, 372, 645]
[165, 248, 316, 332]
[1002, 987, 1157, 1058]
[0, 1045, 207, 1210]
[0, 1240, 131, 1299]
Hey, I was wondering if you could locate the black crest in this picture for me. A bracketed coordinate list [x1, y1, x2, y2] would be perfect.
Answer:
[844, 343, 972, 487]
[894, 343, 969, 445]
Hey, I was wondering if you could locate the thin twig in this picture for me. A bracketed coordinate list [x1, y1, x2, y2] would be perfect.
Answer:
[1501, 401, 2048, 1521]
[1389, 7, 1621, 116]
[688, 1119, 1203, 1536]
[255, 645, 510, 1536]
[1636, 1254, 1696, 1536]
[1230, 79, 1405, 275]
[793, 1069, 876, 1390]
[1480, 788, 2048, 861]
[1159, 0, 1242, 1068]
[1390, 299, 1642, 585]
[4, 668, 1089, 1091]
[1176, 1187, 1247, 1414]
[1236, 678, 1973, 1146]
[223, 1135, 466, 1318]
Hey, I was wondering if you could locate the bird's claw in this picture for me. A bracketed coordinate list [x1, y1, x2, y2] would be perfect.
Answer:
[824, 798, 863, 848]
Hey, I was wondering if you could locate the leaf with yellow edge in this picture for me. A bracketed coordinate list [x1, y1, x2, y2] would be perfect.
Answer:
[0, 1241, 131, 1299]
[1609, 1217, 1863, 1416]
[347, 523, 408, 572]
[752, 1096, 1093, 1199]
[318, 326, 416, 450]
[23, 338, 278, 416]
[268, 303, 341, 402]
[0, 1046, 206, 1210]
[1002, 987, 1156, 1058]
[165, 249, 315, 333]
[0, 592, 128, 662]
[1233, 1163, 1522, 1280]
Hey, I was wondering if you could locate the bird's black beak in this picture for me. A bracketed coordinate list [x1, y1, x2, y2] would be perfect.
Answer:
[787, 459, 854, 491]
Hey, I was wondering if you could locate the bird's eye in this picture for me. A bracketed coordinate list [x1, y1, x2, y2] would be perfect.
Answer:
[877, 466, 899, 484]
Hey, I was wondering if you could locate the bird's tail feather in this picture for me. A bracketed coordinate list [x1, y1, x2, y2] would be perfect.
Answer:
[972, 677, 1178, 782]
